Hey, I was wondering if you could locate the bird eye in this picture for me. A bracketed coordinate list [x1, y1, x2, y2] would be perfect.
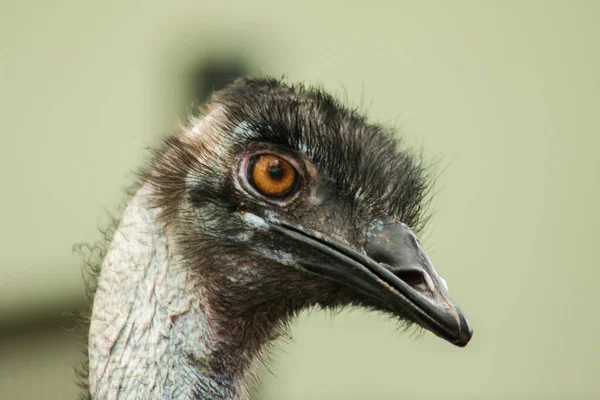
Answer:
[248, 154, 298, 198]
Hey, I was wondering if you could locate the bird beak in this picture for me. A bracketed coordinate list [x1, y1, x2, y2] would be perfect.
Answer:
[267, 219, 473, 347]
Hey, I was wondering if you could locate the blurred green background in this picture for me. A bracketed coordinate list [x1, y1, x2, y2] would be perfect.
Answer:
[1, 1, 599, 399]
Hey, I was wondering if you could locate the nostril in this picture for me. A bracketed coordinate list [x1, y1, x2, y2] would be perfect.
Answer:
[391, 269, 429, 294]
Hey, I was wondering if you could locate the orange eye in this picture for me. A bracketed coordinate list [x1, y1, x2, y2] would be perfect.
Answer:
[249, 154, 298, 197]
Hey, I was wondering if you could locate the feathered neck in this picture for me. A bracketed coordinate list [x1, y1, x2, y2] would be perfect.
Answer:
[87, 186, 253, 399]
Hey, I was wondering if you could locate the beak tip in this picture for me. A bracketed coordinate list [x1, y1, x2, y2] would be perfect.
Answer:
[454, 314, 473, 347]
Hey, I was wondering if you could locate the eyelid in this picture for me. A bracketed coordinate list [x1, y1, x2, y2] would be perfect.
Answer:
[243, 150, 304, 172]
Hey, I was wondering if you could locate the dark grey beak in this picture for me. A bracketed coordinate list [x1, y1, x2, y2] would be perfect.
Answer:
[268, 218, 473, 347]
[364, 219, 473, 346]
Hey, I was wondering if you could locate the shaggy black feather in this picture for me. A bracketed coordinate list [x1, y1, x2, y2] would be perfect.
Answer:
[209, 77, 430, 230]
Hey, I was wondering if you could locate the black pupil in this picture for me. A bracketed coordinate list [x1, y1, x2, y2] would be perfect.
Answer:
[269, 164, 285, 180]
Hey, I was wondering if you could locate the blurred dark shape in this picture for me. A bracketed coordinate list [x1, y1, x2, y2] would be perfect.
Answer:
[191, 57, 252, 104]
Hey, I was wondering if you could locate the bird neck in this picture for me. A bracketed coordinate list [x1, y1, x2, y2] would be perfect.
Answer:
[87, 187, 257, 399]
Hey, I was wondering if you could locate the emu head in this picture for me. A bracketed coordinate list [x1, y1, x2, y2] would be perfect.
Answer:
[87, 77, 472, 399]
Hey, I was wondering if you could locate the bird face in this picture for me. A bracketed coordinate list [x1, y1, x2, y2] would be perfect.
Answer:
[148, 78, 472, 348]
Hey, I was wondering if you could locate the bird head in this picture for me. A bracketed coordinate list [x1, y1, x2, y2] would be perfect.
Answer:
[144, 77, 472, 354]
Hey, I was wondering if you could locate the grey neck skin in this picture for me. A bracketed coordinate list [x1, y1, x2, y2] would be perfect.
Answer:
[88, 187, 245, 400]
